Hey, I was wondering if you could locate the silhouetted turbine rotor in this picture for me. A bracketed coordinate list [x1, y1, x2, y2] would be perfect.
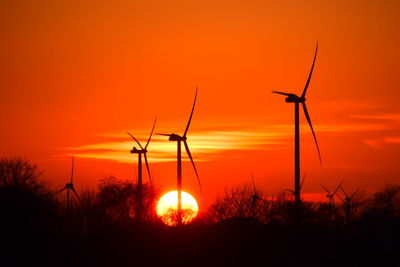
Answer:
[272, 42, 321, 206]
[55, 156, 81, 214]
[127, 117, 156, 185]
[321, 180, 343, 207]
[156, 87, 202, 194]
[156, 87, 202, 225]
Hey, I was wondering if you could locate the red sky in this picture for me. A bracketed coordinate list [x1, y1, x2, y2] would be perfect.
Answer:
[1, 0, 400, 209]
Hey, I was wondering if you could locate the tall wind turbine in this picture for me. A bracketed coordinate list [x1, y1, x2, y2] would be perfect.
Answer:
[286, 173, 306, 197]
[250, 174, 268, 217]
[127, 118, 157, 221]
[56, 156, 80, 216]
[251, 174, 263, 209]
[320, 181, 343, 208]
[272, 43, 321, 206]
[321, 181, 343, 220]
[127, 118, 157, 186]
[338, 187, 361, 224]
[157, 88, 202, 225]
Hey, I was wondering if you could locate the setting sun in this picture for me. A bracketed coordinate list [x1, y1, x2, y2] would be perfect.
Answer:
[157, 191, 199, 226]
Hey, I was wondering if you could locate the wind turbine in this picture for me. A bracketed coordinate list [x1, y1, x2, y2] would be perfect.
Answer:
[286, 173, 306, 197]
[320, 181, 343, 208]
[251, 174, 268, 221]
[127, 117, 157, 221]
[56, 156, 80, 216]
[250, 174, 268, 218]
[127, 118, 157, 186]
[156, 88, 202, 225]
[320, 181, 343, 220]
[251, 174, 262, 208]
[338, 187, 361, 224]
[272, 43, 321, 206]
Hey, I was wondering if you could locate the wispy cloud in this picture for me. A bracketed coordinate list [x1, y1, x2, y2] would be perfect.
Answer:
[59, 120, 392, 163]
[350, 113, 400, 120]
[364, 136, 400, 149]
[350, 112, 400, 149]
[63, 129, 289, 163]
[385, 137, 400, 143]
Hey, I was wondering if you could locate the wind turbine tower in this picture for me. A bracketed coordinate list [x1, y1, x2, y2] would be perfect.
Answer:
[157, 88, 202, 225]
[56, 156, 81, 216]
[127, 118, 156, 221]
[272, 43, 322, 206]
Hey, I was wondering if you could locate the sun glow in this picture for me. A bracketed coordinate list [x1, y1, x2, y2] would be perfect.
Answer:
[156, 191, 199, 226]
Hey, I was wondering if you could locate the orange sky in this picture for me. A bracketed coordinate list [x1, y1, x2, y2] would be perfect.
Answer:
[1, 0, 400, 208]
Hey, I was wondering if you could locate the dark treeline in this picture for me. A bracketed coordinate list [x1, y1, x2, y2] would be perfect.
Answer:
[1, 157, 399, 266]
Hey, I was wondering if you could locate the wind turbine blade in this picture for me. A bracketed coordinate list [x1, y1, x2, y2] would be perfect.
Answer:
[251, 173, 256, 193]
[183, 87, 198, 137]
[70, 155, 75, 183]
[127, 132, 144, 150]
[71, 186, 81, 202]
[145, 117, 157, 150]
[333, 180, 344, 196]
[286, 189, 295, 195]
[272, 91, 292, 96]
[320, 184, 331, 195]
[55, 187, 67, 194]
[156, 133, 172, 137]
[350, 188, 360, 199]
[300, 173, 306, 191]
[340, 187, 349, 198]
[301, 42, 318, 98]
[143, 153, 152, 185]
[302, 102, 322, 164]
[183, 140, 202, 193]
[337, 194, 345, 203]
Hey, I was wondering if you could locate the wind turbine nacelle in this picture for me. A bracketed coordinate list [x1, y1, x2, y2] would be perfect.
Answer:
[130, 147, 146, 154]
[169, 134, 185, 141]
[285, 95, 305, 103]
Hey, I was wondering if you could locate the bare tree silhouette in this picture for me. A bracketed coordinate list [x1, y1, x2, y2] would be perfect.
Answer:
[161, 207, 197, 226]
[97, 176, 157, 223]
[338, 188, 364, 224]
[209, 183, 270, 223]
[372, 184, 400, 217]
[72, 189, 104, 234]
[0, 157, 59, 266]
[0, 157, 45, 193]
[361, 184, 400, 221]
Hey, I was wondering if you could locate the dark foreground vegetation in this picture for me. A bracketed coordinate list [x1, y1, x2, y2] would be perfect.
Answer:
[1, 158, 399, 267]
